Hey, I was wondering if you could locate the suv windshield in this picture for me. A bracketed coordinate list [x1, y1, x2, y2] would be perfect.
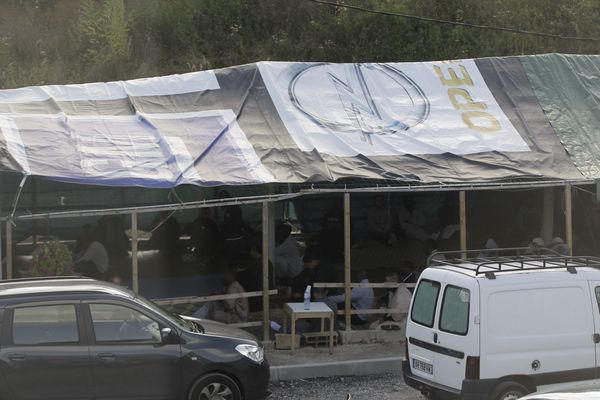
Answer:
[134, 294, 203, 333]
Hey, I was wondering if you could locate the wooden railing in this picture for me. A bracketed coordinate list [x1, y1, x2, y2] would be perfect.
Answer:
[152, 289, 279, 329]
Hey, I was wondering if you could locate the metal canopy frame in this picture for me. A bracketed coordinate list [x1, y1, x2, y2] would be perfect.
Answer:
[0, 179, 585, 340]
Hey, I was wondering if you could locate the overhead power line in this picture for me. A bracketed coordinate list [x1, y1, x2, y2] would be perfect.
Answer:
[304, 0, 600, 43]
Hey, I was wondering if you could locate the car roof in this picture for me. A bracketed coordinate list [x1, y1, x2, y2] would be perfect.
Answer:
[0, 276, 135, 300]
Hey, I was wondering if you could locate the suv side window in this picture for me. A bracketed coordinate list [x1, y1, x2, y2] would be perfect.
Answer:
[411, 279, 441, 328]
[439, 285, 470, 335]
[12, 304, 79, 345]
[90, 303, 161, 343]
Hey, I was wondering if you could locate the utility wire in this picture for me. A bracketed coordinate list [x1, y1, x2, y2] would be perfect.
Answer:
[304, 0, 600, 43]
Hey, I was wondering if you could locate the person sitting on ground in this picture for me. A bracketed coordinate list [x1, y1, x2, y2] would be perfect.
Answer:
[367, 195, 397, 246]
[370, 271, 412, 330]
[525, 237, 546, 255]
[73, 227, 109, 278]
[327, 270, 374, 327]
[477, 238, 499, 258]
[274, 222, 304, 283]
[290, 246, 322, 300]
[193, 268, 249, 324]
[549, 236, 569, 256]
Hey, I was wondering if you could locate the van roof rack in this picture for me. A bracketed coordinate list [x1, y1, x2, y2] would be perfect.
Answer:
[427, 247, 600, 279]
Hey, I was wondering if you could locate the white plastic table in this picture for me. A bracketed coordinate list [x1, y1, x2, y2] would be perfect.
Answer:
[283, 302, 335, 354]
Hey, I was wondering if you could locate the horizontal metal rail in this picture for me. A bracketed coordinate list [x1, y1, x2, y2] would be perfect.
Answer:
[153, 289, 279, 306]
[2, 193, 302, 222]
[302, 179, 592, 194]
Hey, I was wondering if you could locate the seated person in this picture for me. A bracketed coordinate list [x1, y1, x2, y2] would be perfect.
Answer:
[73, 229, 109, 278]
[367, 195, 396, 246]
[477, 238, 499, 258]
[525, 237, 546, 255]
[186, 208, 221, 262]
[193, 269, 249, 324]
[549, 237, 569, 255]
[327, 270, 374, 327]
[371, 271, 412, 329]
[148, 211, 181, 262]
[274, 223, 303, 282]
[318, 201, 345, 263]
[290, 246, 322, 300]
[220, 199, 254, 262]
[96, 215, 129, 266]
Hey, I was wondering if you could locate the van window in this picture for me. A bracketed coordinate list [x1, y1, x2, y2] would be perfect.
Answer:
[594, 287, 600, 311]
[12, 304, 79, 345]
[439, 285, 470, 335]
[411, 279, 441, 328]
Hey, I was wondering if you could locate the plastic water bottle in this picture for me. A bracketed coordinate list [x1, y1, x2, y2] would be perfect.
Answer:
[303, 285, 311, 310]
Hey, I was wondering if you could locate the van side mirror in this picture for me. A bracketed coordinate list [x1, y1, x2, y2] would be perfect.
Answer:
[160, 327, 174, 343]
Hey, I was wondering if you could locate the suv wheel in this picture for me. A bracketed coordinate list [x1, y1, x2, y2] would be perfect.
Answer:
[188, 373, 241, 400]
[489, 381, 529, 400]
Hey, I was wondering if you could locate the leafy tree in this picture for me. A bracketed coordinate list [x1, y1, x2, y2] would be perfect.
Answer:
[0, 0, 598, 88]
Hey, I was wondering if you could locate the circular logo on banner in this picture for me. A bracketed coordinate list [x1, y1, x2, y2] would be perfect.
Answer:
[289, 63, 430, 145]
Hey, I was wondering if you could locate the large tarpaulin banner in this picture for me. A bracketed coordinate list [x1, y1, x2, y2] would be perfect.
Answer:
[0, 55, 588, 187]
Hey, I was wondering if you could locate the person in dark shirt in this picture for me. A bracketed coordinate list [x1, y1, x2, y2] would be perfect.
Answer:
[318, 200, 344, 263]
[148, 211, 181, 263]
[290, 246, 322, 300]
[186, 208, 221, 262]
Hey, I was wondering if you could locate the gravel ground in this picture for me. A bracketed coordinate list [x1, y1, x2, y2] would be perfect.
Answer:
[269, 373, 423, 400]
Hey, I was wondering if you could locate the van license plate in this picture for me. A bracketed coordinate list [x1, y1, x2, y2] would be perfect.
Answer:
[412, 358, 433, 375]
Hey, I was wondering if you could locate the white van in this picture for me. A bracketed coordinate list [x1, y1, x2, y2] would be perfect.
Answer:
[403, 249, 600, 400]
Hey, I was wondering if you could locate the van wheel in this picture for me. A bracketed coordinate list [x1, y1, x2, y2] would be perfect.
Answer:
[188, 373, 241, 400]
[489, 381, 529, 400]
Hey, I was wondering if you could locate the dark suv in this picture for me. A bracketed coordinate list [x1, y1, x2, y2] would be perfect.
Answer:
[0, 277, 270, 400]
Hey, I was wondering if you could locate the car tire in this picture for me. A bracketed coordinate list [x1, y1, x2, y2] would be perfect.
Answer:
[489, 381, 529, 400]
[188, 373, 242, 400]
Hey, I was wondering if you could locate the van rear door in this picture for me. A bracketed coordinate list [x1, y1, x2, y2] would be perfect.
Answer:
[588, 283, 600, 371]
[407, 273, 444, 383]
[434, 274, 479, 390]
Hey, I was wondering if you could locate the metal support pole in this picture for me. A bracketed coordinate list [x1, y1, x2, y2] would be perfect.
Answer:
[344, 193, 351, 331]
[131, 212, 139, 294]
[6, 220, 12, 279]
[262, 201, 270, 342]
[268, 202, 276, 285]
[459, 191, 467, 258]
[565, 184, 573, 255]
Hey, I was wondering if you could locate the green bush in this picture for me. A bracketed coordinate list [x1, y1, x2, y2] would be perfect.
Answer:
[27, 240, 75, 277]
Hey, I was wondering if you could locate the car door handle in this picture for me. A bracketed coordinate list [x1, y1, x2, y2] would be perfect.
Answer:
[97, 353, 116, 360]
[8, 354, 26, 361]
